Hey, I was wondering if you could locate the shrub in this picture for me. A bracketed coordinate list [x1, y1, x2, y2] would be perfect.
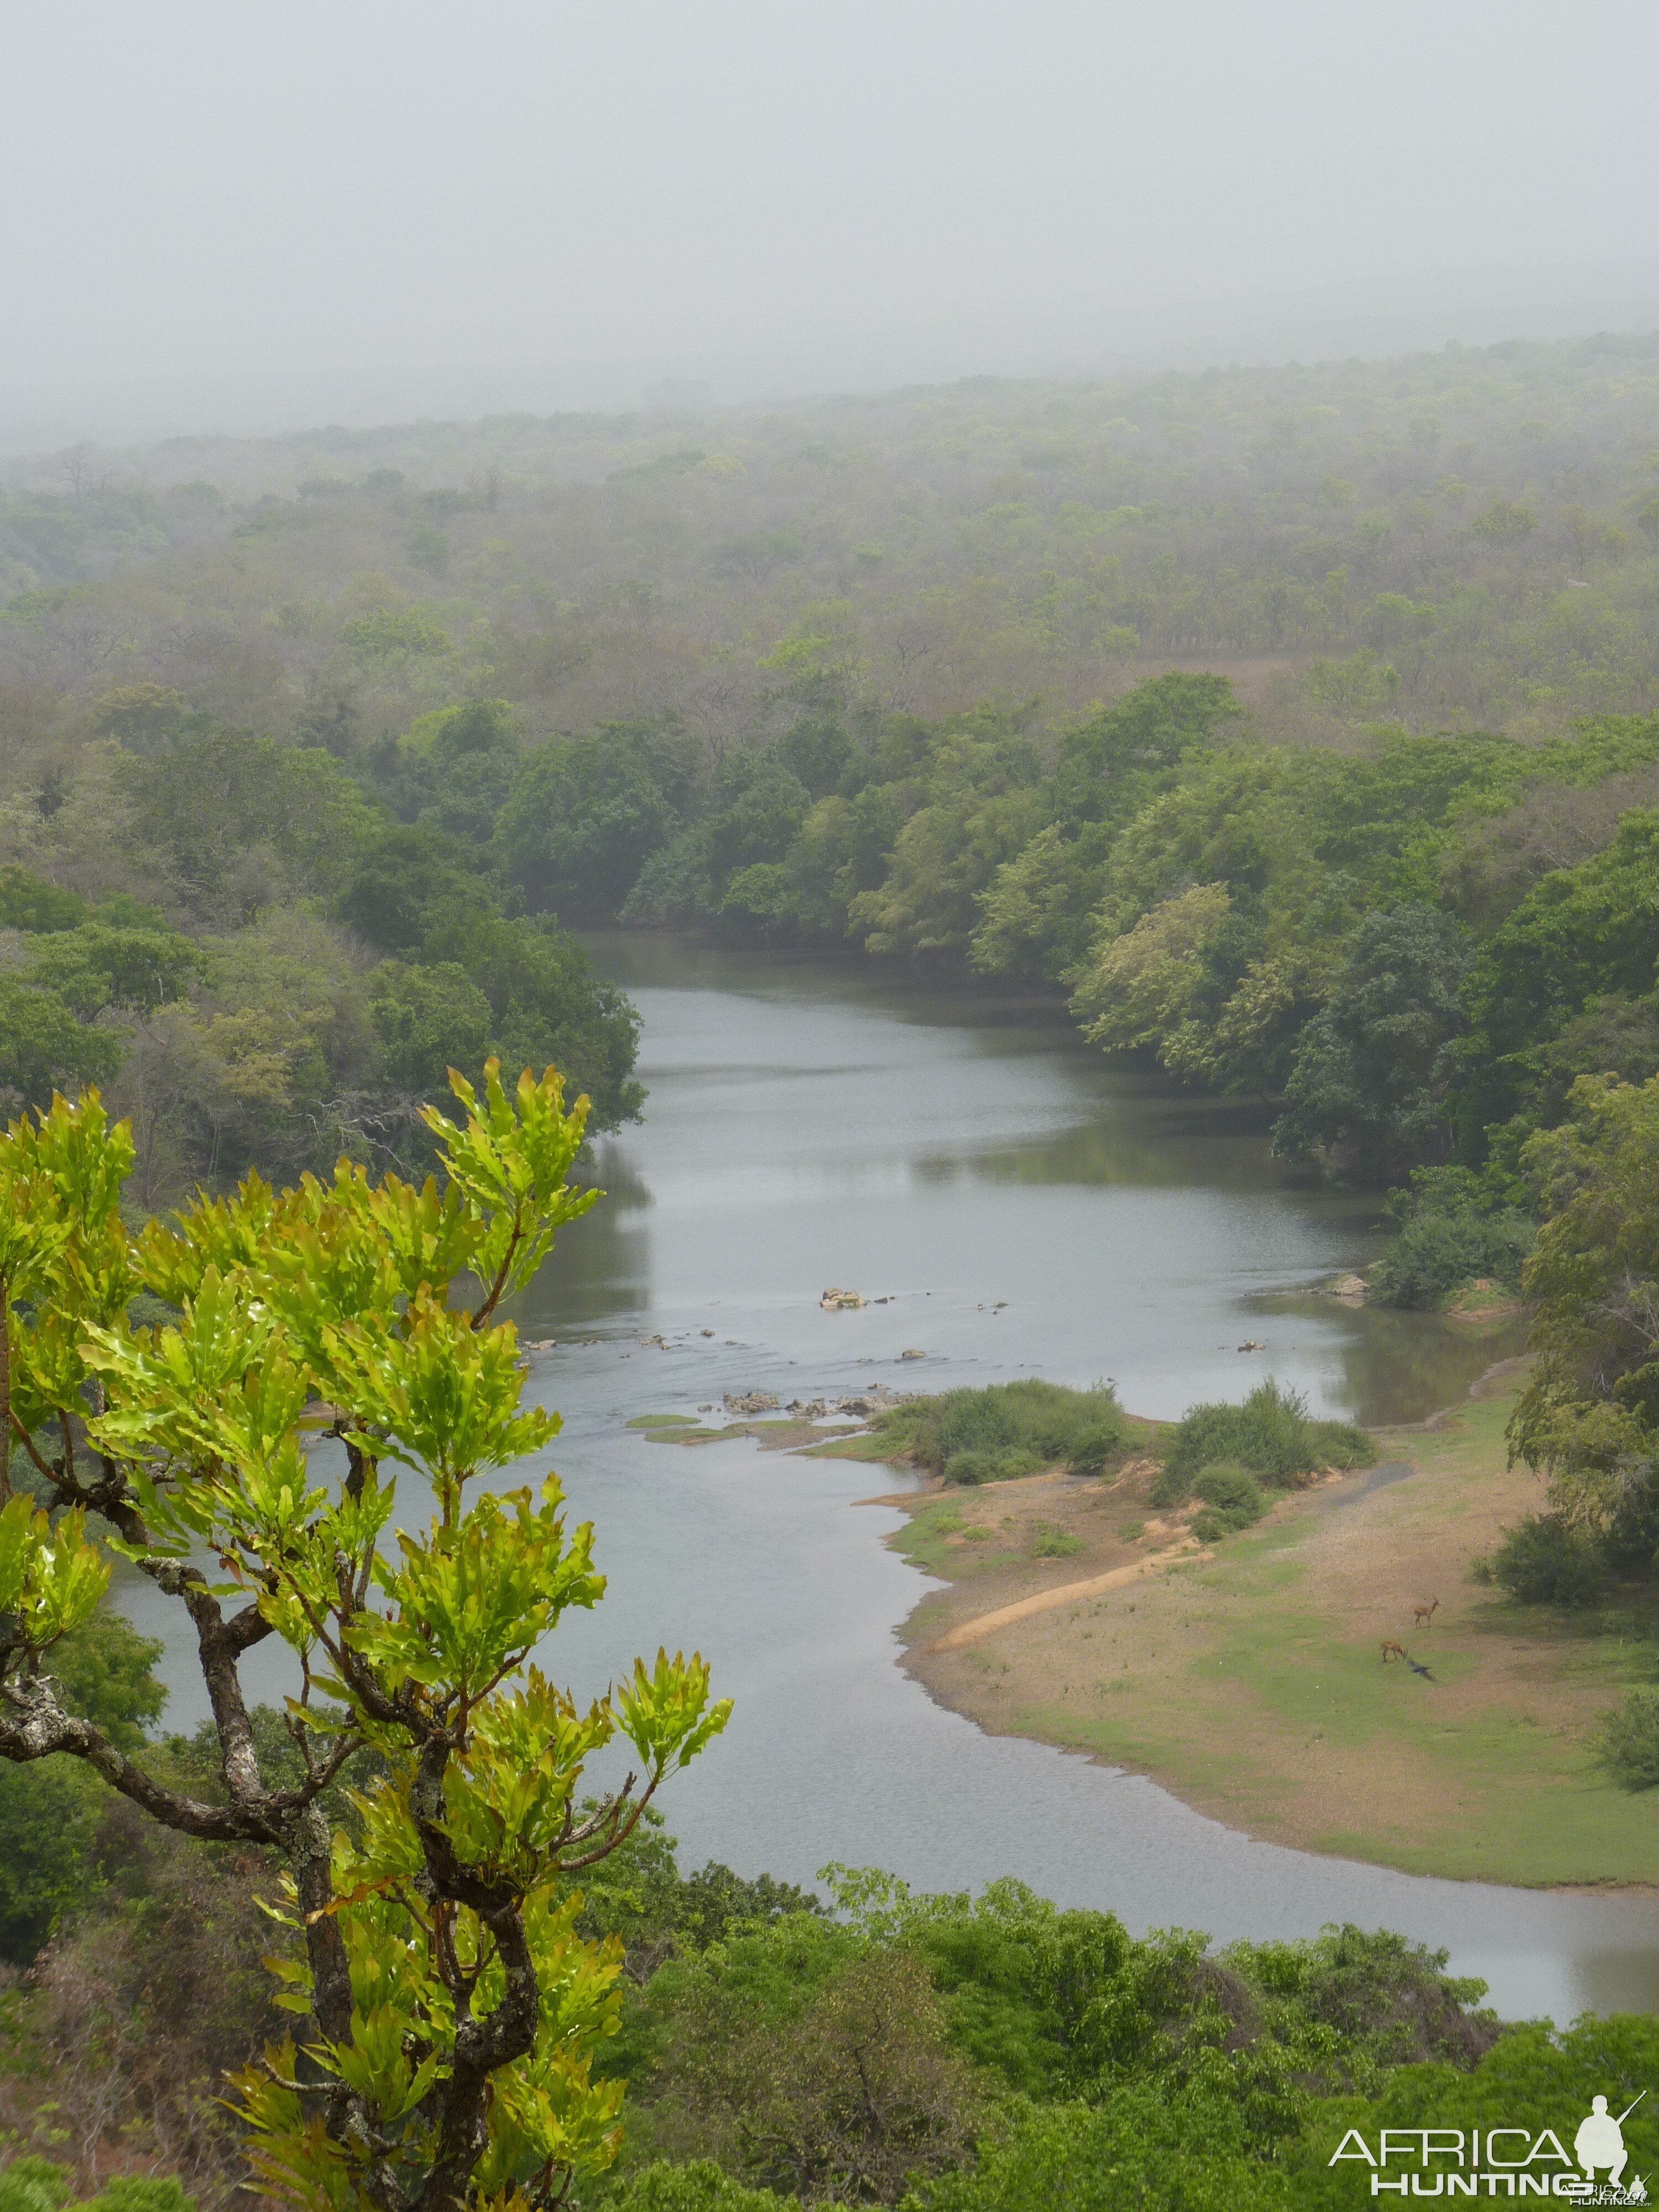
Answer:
[81, 2188, 195, 2212]
[1490, 1512, 1603, 1606]
[1187, 1464, 1267, 1542]
[944, 1447, 1040, 1486]
[1152, 1381, 1373, 1504]
[598, 2165, 801, 2211]
[1369, 1196, 1535, 1310]
[0, 2162, 70, 2212]
[643, 1948, 980, 2203]
[0, 2169, 194, 2212]
[1595, 1689, 1659, 1790]
[1191, 1464, 1266, 1520]
[1030, 1524, 1083, 1558]
[877, 1380, 1128, 1483]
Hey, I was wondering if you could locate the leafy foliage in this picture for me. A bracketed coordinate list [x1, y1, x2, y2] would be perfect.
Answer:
[1188, 1464, 1267, 1543]
[586, 1865, 1500, 2209]
[1366, 1167, 1535, 1309]
[1272, 907, 1473, 1178]
[0, 1076, 729, 2212]
[1507, 1073, 1659, 1567]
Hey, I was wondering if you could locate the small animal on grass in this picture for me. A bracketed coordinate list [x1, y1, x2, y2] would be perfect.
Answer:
[1380, 1640, 1407, 1664]
[1412, 1598, 1439, 1629]
[1406, 1657, 1436, 1682]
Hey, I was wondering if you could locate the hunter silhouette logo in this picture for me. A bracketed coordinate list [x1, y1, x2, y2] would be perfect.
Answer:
[1577, 2095, 1646, 2200]
[1329, 2088, 1648, 2199]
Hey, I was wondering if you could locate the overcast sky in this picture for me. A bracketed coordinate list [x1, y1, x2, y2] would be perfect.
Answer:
[3, 0, 1657, 397]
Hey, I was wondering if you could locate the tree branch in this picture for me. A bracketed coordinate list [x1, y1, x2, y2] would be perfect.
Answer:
[415, 1900, 541, 2212]
[0, 1675, 283, 1844]
[468, 1212, 524, 1332]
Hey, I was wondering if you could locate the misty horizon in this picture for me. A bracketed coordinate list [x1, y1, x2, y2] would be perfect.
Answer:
[4, 252, 1659, 457]
[4, 0, 1656, 450]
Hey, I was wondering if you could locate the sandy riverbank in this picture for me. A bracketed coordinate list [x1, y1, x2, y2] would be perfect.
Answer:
[843, 1377, 1659, 1888]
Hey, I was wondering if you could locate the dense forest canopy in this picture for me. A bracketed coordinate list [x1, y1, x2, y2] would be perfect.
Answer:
[7, 330, 1659, 1209]
[6, 330, 1659, 738]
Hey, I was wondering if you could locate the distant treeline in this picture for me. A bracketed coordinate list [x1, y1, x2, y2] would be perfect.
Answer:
[6, 331, 1659, 742]
[7, 333, 1659, 1218]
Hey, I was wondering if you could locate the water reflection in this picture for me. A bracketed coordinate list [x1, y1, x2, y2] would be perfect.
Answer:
[540, 937, 1517, 1427]
[916, 1104, 1340, 1198]
[1253, 1291, 1531, 1426]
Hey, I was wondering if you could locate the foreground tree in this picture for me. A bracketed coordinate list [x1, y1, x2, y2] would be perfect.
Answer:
[0, 1066, 729, 2212]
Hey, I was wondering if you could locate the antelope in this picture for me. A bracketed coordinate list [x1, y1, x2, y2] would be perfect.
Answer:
[1380, 1640, 1407, 1664]
[1412, 1598, 1439, 1630]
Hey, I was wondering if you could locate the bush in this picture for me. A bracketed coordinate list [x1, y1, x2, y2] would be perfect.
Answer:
[0, 2162, 70, 2212]
[81, 2187, 194, 2212]
[1595, 1689, 1659, 1790]
[598, 2162, 801, 2211]
[642, 1947, 980, 2203]
[1369, 1177, 1536, 1310]
[1152, 1381, 1373, 1505]
[876, 1381, 1128, 1484]
[1489, 1512, 1603, 1606]
[1187, 1464, 1267, 1542]
[1191, 1464, 1266, 1520]
[943, 1447, 1040, 1486]
[0, 2169, 194, 2212]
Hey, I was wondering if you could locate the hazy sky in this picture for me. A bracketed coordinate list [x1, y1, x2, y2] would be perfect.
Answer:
[3, 0, 1657, 390]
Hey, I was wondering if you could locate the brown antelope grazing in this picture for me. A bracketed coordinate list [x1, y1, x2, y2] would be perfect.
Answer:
[1381, 1641, 1407, 1664]
[1412, 1599, 1439, 1630]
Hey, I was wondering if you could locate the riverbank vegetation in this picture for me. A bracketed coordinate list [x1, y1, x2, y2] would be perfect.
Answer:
[1151, 1379, 1374, 1501]
[869, 1380, 1131, 1484]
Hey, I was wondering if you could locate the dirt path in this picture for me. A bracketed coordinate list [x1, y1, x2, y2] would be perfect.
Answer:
[927, 1536, 1212, 1650]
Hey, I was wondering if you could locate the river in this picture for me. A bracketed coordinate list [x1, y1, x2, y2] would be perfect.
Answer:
[125, 935, 1657, 2021]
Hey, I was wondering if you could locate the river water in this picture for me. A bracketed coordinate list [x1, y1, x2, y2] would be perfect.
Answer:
[127, 935, 1658, 2020]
